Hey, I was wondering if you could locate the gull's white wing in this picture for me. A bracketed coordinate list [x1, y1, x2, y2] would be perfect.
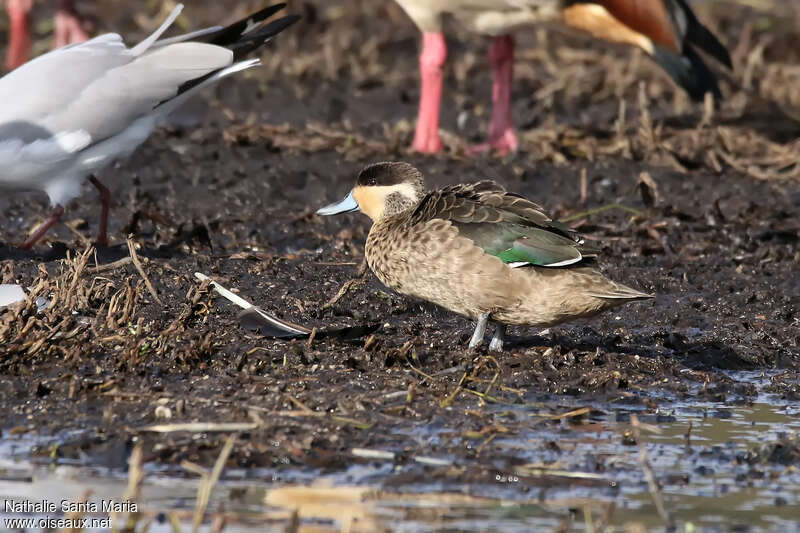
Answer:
[0, 3, 233, 145]
[0, 34, 131, 128]
[49, 42, 233, 143]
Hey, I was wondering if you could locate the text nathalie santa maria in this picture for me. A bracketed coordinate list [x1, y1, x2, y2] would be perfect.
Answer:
[3, 499, 138, 513]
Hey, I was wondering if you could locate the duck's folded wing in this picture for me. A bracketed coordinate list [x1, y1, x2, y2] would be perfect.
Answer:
[455, 219, 589, 267]
[411, 181, 593, 268]
[415, 181, 573, 232]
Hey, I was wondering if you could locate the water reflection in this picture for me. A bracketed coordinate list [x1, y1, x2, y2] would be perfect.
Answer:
[1, 374, 798, 532]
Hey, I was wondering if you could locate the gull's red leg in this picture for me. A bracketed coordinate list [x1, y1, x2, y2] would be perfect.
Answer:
[88, 175, 110, 246]
[412, 32, 447, 154]
[19, 205, 65, 250]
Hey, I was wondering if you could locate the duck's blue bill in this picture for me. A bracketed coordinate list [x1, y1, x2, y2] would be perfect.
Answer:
[316, 191, 360, 215]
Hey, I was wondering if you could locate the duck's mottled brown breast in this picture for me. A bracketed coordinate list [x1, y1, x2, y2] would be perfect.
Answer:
[366, 212, 514, 320]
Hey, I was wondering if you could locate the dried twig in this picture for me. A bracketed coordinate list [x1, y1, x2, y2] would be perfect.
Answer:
[579, 167, 588, 206]
[549, 407, 591, 420]
[637, 171, 660, 208]
[631, 415, 673, 528]
[64, 245, 93, 308]
[193, 434, 236, 533]
[112, 441, 144, 533]
[516, 466, 610, 481]
[645, 226, 676, 258]
[322, 278, 365, 310]
[91, 256, 132, 274]
[305, 327, 317, 350]
[352, 448, 395, 460]
[127, 238, 161, 305]
[560, 203, 645, 223]
[140, 422, 257, 433]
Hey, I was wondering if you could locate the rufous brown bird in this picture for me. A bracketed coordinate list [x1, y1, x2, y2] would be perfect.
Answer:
[392, 0, 732, 154]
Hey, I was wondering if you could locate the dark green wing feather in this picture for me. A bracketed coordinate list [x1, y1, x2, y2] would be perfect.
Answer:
[410, 181, 595, 267]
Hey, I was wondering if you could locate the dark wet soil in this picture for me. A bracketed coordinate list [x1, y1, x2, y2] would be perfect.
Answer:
[0, 0, 799, 523]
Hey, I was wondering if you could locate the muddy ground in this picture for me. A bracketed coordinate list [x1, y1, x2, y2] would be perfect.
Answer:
[0, 0, 799, 530]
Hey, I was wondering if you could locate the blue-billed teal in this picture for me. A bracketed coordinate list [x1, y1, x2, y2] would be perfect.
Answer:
[318, 162, 653, 351]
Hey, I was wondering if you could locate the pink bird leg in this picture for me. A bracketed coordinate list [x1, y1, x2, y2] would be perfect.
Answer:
[5, 0, 88, 71]
[471, 35, 519, 155]
[412, 32, 446, 154]
[54, 0, 88, 48]
[19, 175, 110, 249]
[5, 0, 33, 70]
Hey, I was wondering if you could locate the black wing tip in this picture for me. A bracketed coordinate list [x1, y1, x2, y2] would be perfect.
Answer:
[206, 4, 300, 48]
[652, 45, 722, 102]
[707, 36, 733, 71]
[227, 14, 301, 60]
[264, 14, 302, 35]
[688, 19, 733, 70]
[720, 49, 733, 71]
[260, 3, 287, 14]
[248, 14, 302, 43]
[673, 0, 733, 70]
[235, 3, 289, 25]
[245, 4, 294, 28]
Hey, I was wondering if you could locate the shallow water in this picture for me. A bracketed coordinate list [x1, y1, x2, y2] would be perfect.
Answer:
[1, 371, 798, 532]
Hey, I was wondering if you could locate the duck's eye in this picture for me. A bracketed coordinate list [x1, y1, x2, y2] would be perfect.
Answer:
[368, 178, 377, 186]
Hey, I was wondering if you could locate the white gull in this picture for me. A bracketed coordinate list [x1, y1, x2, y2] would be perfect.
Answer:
[0, 3, 298, 248]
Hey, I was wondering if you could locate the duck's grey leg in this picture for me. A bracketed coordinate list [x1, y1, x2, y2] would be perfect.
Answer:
[488, 323, 506, 352]
[468, 313, 489, 349]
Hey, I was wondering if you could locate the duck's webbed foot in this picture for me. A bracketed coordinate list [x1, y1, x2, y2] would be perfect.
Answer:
[468, 313, 489, 349]
[488, 323, 506, 352]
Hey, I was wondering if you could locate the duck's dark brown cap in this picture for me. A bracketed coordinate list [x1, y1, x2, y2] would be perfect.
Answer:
[356, 162, 423, 187]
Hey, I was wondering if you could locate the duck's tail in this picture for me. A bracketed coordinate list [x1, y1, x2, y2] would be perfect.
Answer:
[589, 281, 654, 302]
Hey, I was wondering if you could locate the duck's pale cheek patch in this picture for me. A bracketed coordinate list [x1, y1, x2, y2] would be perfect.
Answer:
[353, 186, 385, 221]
